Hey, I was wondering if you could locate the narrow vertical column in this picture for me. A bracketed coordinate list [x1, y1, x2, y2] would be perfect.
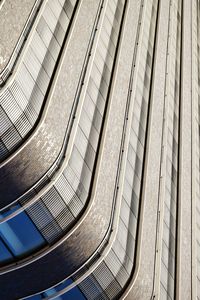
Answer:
[177, 0, 192, 298]
[191, 0, 200, 298]
[124, 0, 171, 298]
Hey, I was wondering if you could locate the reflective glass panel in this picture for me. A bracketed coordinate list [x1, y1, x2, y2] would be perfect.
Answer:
[0, 205, 46, 257]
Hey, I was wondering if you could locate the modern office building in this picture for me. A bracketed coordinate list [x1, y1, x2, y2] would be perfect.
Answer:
[0, 0, 198, 299]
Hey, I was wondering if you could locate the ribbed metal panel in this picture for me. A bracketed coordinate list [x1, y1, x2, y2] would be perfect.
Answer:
[0, 0, 77, 162]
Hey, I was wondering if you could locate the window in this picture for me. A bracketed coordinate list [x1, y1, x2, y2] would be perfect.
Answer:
[0, 205, 46, 257]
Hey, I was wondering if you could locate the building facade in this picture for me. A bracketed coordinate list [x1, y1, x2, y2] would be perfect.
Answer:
[0, 0, 197, 299]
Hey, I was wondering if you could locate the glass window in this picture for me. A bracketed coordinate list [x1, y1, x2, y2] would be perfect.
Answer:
[42, 279, 86, 300]
[61, 287, 86, 300]
[0, 205, 46, 257]
[42, 288, 63, 299]
[0, 238, 13, 265]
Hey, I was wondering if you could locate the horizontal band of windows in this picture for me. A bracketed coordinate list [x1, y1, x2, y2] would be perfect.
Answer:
[0, 0, 125, 269]
[0, 0, 77, 163]
[0, 0, 43, 86]
[24, 0, 159, 298]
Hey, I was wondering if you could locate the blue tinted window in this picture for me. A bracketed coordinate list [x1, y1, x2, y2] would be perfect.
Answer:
[53, 278, 72, 292]
[0, 205, 46, 257]
[61, 284, 86, 300]
[0, 238, 13, 265]
[43, 289, 63, 299]
[42, 279, 86, 300]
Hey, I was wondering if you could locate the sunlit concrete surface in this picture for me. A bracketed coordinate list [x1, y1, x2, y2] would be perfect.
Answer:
[0, 0, 198, 299]
[0, 0, 36, 73]
[0, 0, 100, 206]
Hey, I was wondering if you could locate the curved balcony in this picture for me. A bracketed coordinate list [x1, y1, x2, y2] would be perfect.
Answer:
[23, 0, 159, 299]
[0, 0, 43, 85]
[0, 0, 78, 163]
[0, 0, 160, 298]
[0, 0, 97, 208]
[0, 0, 126, 270]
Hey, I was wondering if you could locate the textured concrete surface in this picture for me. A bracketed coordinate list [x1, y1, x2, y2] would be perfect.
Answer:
[0, 0, 196, 299]
[177, 0, 192, 298]
[0, 0, 36, 73]
[0, 0, 100, 207]
[124, 0, 170, 298]
[191, 1, 199, 298]
[0, 0, 141, 297]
